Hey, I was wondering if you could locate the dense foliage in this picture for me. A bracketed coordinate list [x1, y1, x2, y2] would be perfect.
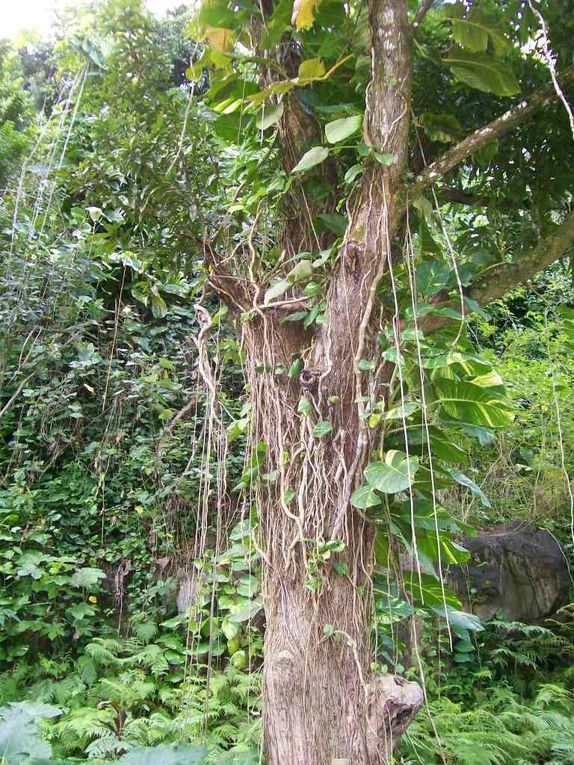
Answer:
[0, 0, 573, 762]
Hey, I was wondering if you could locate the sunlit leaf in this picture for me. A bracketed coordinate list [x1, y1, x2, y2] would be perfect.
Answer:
[291, 145, 330, 173]
[433, 378, 513, 428]
[205, 26, 234, 52]
[298, 58, 326, 80]
[364, 450, 419, 494]
[325, 115, 362, 144]
[256, 102, 284, 130]
[444, 50, 519, 97]
[291, 0, 320, 29]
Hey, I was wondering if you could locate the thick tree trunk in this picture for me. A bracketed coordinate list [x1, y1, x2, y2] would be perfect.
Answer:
[209, 2, 423, 760]
[242, 310, 422, 764]
[263, 561, 371, 764]
[262, 545, 423, 765]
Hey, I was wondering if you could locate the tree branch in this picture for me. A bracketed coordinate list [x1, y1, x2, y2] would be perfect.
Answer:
[468, 212, 574, 305]
[438, 185, 530, 210]
[410, 66, 574, 197]
[202, 238, 252, 311]
[423, 211, 574, 333]
[412, 0, 435, 33]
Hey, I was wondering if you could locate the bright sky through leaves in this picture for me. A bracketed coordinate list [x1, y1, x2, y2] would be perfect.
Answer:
[1, 0, 181, 38]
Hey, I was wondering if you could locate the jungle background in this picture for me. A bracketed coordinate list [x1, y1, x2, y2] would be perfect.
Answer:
[1, 0, 574, 762]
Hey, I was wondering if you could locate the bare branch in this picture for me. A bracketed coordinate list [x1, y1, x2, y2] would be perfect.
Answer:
[410, 66, 574, 198]
[412, 0, 435, 32]
[423, 211, 574, 333]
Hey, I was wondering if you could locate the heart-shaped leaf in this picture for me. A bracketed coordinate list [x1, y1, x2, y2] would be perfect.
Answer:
[291, 145, 330, 173]
[364, 450, 419, 494]
[325, 115, 362, 144]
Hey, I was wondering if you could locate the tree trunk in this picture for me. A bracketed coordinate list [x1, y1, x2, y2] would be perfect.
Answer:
[262, 544, 423, 765]
[209, 1, 424, 760]
[263, 560, 372, 764]
[243, 309, 422, 764]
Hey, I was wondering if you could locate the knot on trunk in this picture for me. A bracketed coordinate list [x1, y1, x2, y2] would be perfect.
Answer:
[299, 368, 321, 394]
[367, 674, 423, 761]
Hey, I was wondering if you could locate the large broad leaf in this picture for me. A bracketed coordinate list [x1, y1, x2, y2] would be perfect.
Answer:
[382, 401, 419, 421]
[421, 350, 487, 370]
[291, 145, 330, 173]
[415, 259, 453, 296]
[69, 567, 106, 588]
[0, 702, 61, 764]
[431, 604, 484, 635]
[445, 5, 510, 54]
[446, 7, 509, 53]
[444, 50, 519, 97]
[205, 27, 234, 52]
[433, 378, 513, 428]
[364, 450, 419, 494]
[404, 571, 462, 609]
[263, 279, 291, 304]
[350, 484, 382, 509]
[325, 115, 362, 144]
[298, 58, 326, 81]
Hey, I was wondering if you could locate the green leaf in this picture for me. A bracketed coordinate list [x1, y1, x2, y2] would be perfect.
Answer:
[0, 702, 61, 764]
[364, 450, 419, 494]
[382, 401, 419, 420]
[287, 259, 314, 282]
[448, 468, 491, 508]
[344, 164, 363, 184]
[419, 112, 462, 143]
[150, 294, 168, 319]
[318, 213, 347, 236]
[256, 102, 284, 130]
[416, 259, 453, 296]
[291, 145, 330, 173]
[288, 358, 303, 378]
[264, 279, 291, 304]
[404, 571, 462, 609]
[325, 115, 362, 144]
[69, 567, 106, 588]
[431, 604, 484, 634]
[228, 596, 263, 623]
[298, 58, 326, 80]
[444, 50, 520, 97]
[433, 378, 513, 428]
[67, 603, 96, 621]
[374, 152, 394, 165]
[115, 744, 208, 764]
[374, 528, 390, 565]
[445, 5, 510, 54]
[350, 484, 381, 509]
[313, 420, 333, 438]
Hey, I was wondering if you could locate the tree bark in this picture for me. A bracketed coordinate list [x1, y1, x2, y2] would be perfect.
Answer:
[233, 2, 425, 762]
[244, 317, 422, 765]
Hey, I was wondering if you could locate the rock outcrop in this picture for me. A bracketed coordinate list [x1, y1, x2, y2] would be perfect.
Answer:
[449, 521, 571, 622]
